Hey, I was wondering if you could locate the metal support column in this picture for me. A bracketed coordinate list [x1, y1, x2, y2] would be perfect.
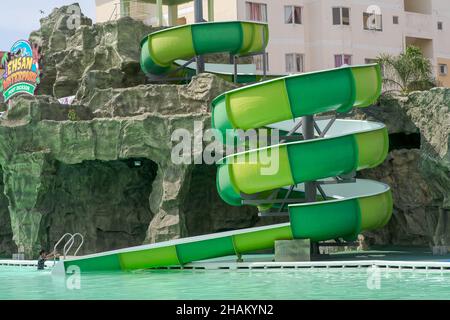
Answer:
[168, 5, 178, 26]
[156, 0, 163, 27]
[208, 0, 215, 21]
[194, 0, 205, 74]
[302, 115, 320, 256]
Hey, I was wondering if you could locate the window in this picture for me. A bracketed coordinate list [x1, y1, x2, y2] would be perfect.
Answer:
[365, 58, 377, 64]
[333, 7, 350, 25]
[285, 6, 302, 24]
[439, 64, 448, 76]
[342, 7, 350, 25]
[246, 2, 268, 22]
[363, 12, 383, 31]
[254, 53, 269, 71]
[335, 54, 352, 67]
[332, 7, 340, 24]
[285, 53, 304, 73]
[393, 16, 399, 24]
[438, 21, 443, 30]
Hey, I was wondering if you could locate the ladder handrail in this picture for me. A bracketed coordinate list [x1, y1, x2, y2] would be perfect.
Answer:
[53, 232, 85, 261]
[63, 236, 75, 259]
[63, 233, 84, 258]
[72, 233, 84, 257]
[53, 233, 72, 264]
[53, 233, 73, 255]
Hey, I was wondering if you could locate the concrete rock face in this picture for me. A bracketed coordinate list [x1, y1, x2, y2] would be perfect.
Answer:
[353, 90, 450, 248]
[29, 5, 153, 99]
[0, 4, 259, 258]
[0, 170, 16, 257]
[0, 4, 448, 257]
[38, 159, 158, 255]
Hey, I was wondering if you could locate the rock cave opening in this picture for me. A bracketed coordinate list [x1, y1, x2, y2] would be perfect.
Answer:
[38, 158, 158, 255]
[388, 132, 421, 151]
[182, 164, 259, 237]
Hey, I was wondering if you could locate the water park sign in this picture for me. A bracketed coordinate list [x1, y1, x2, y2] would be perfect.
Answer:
[0, 40, 40, 102]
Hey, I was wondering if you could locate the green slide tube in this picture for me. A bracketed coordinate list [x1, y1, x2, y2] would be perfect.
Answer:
[211, 65, 381, 134]
[140, 21, 269, 75]
[217, 119, 388, 200]
[53, 22, 392, 274]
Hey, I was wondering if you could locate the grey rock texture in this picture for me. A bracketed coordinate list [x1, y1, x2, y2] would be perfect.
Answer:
[0, 169, 16, 257]
[29, 5, 152, 98]
[353, 89, 450, 248]
[38, 159, 157, 255]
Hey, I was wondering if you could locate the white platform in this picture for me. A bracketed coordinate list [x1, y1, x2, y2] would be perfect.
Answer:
[0, 259, 56, 268]
[2, 256, 449, 272]
[164, 259, 450, 272]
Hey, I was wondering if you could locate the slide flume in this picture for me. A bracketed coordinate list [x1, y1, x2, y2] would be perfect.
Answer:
[53, 21, 392, 274]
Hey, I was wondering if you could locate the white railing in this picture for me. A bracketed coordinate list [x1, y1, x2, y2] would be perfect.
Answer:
[62, 233, 84, 258]
[53, 233, 84, 262]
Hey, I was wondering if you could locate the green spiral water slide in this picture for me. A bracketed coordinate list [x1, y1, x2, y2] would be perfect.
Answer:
[52, 21, 392, 274]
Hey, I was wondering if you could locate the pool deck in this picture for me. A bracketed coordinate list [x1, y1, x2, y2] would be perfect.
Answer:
[1, 247, 449, 271]
[161, 247, 450, 271]
[164, 248, 450, 271]
[179, 257, 450, 271]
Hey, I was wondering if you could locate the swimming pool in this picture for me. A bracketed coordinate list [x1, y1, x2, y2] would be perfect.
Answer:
[1, 265, 449, 300]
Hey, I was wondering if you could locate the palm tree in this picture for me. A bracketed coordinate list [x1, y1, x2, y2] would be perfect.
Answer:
[377, 46, 436, 95]
[1, 52, 8, 68]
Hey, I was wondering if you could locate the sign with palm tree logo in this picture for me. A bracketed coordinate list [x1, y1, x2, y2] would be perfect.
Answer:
[0, 40, 41, 102]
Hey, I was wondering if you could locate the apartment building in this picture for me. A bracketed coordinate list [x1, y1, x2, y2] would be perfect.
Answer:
[97, 0, 450, 86]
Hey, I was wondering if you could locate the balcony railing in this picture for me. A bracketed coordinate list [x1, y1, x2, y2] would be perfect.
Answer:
[405, 12, 433, 38]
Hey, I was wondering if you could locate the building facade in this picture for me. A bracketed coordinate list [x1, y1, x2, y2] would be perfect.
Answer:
[97, 0, 450, 86]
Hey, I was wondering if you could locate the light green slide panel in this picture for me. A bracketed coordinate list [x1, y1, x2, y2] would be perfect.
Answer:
[53, 22, 392, 274]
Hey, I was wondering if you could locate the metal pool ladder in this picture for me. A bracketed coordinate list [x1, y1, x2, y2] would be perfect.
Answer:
[53, 233, 84, 262]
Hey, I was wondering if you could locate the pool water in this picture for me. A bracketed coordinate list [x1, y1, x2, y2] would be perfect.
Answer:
[1, 265, 450, 300]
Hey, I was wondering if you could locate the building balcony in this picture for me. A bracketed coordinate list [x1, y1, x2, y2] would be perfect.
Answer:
[404, 0, 432, 15]
[405, 12, 433, 39]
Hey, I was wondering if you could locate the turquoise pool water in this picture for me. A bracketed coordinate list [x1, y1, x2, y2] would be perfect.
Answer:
[1, 265, 450, 300]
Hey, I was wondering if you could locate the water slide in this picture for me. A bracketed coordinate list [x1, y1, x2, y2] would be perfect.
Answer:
[52, 21, 392, 274]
